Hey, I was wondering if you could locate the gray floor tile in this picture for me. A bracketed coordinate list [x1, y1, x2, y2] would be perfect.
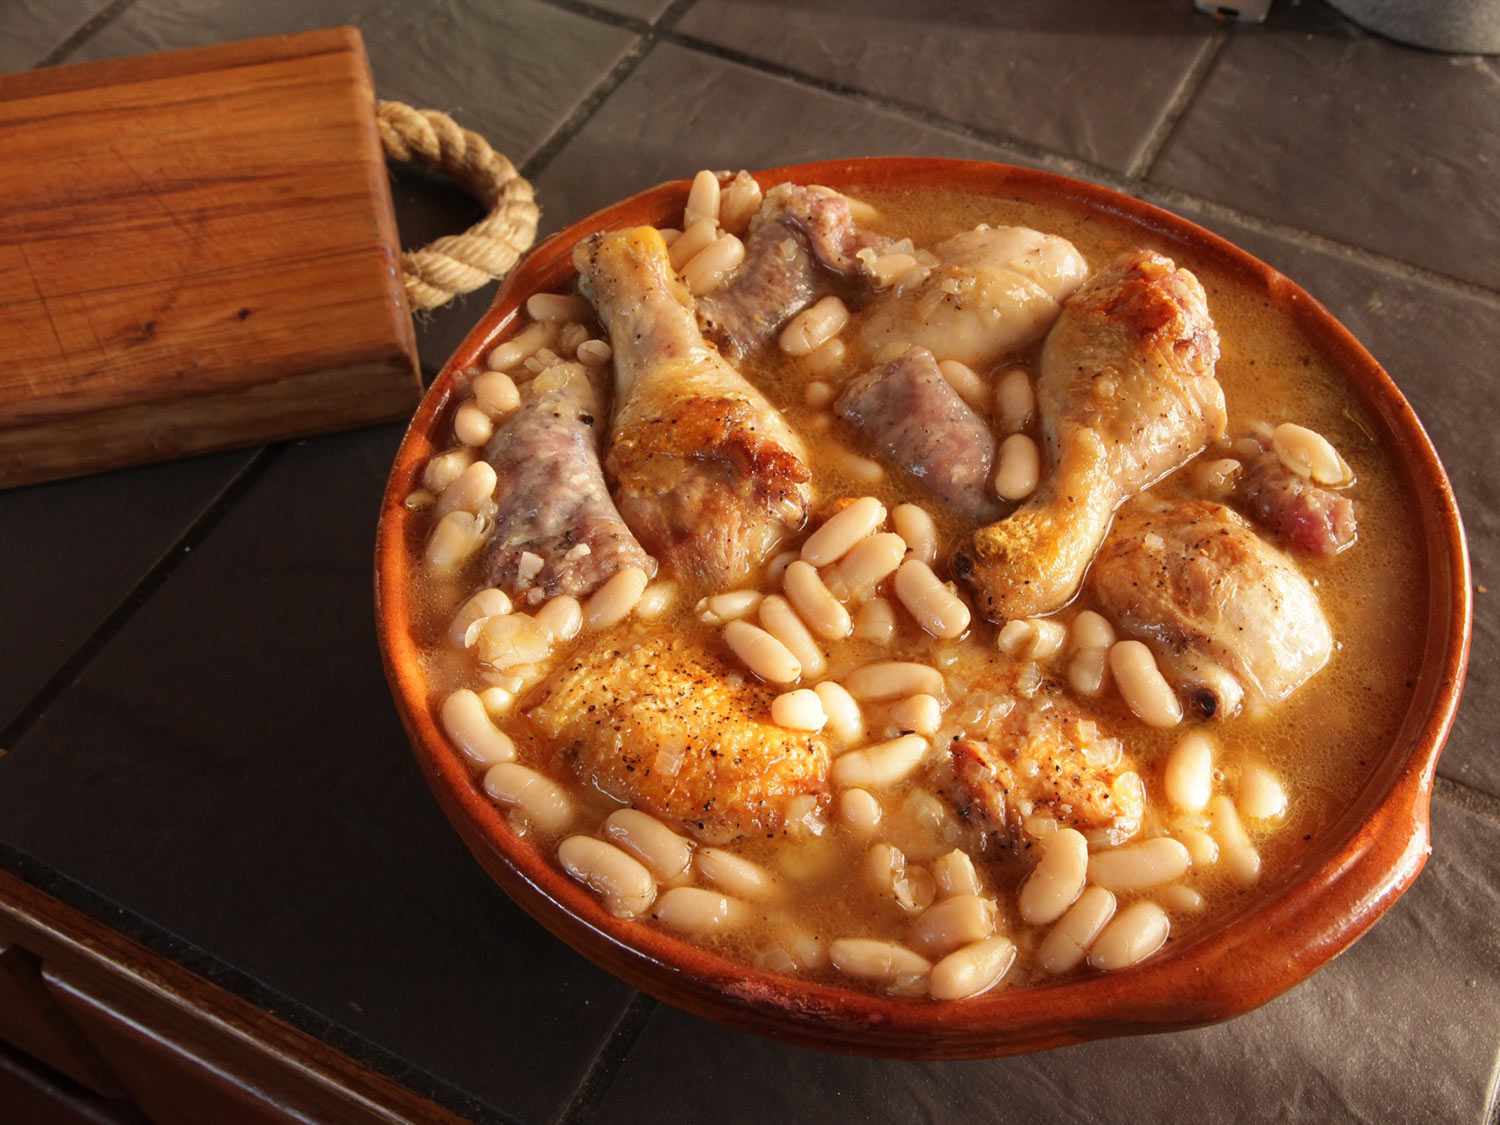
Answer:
[675, 0, 1217, 172]
[0, 0, 109, 70]
[581, 797, 1500, 1125]
[589, 0, 676, 23]
[1152, 3, 1500, 290]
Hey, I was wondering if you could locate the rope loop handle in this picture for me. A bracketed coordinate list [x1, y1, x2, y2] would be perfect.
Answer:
[376, 100, 540, 312]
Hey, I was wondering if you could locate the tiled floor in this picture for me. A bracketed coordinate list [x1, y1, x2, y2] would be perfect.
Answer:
[1, 2, 1496, 1123]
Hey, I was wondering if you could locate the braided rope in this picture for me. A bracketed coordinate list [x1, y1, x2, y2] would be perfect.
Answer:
[376, 100, 540, 311]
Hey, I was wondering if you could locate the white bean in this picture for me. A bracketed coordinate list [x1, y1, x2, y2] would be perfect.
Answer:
[852, 597, 898, 645]
[910, 894, 996, 956]
[1238, 761, 1288, 819]
[784, 561, 852, 640]
[668, 218, 718, 271]
[476, 613, 551, 669]
[829, 939, 931, 984]
[843, 662, 944, 701]
[802, 337, 847, 375]
[837, 788, 883, 835]
[804, 380, 834, 407]
[830, 735, 927, 788]
[440, 689, 516, 766]
[454, 401, 494, 447]
[583, 566, 648, 630]
[1070, 610, 1116, 651]
[1210, 795, 1262, 884]
[937, 360, 990, 413]
[682, 233, 745, 295]
[828, 447, 885, 484]
[1001, 618, 1066, 660]
[697, 848, 777, 901]
[635, 580, 678, 620]
[1165, 731, 1215, 812]
[472, 370, 521, 416]
[1087, 837, 1192, 892]
[697, 589, 763, 624]
[887, 693, 941, 736]
[993, 433, 1040, 501]
[654, 887, 748, 936]
[425, 510, 488, 573]
[1110, 641, 1183, 728]
[994, 367, 1035, 434]
[1068, 647, 1109, 697]
[932, 849, 982, 897]
[578, 339, 613, 367]
[757, 595, 827, 680]
[801, 497, 886, 566]
[1272, 422, 1350, 486]
[1088, 900, 1170, 971]
[724, 620, 801, 684]
[603, 809, 693, 884]
[534, 596, 583, 643]
[780, 296, 850, 356]
[1037, 887, 1117, 975]
[717, 171, 763, 234]
[487, 320, 555, 371]
[526, 292, 590, 323]
[929, 937, 1016, 1001]
[765, 550, 798, 586]
[1177, 828, 1220, 867]
[656, 227, 682, 245]
[996, 619, 1034, 655]
[478, 685, 515, 717]
[448, 588, 513, 648]
[435, 460, 497, 517]
[1019, 827, 1089, 925]
[832, 534, 908, 603]
[814, 681, 864, 746]
[771, 689, 827, 732]
[893, 560, 970, 639]
[683, 169, 721, 229]
[483, 763, 572, 833]
[1158, 884, 1206, 913]
[891, 503, 937, 565]
[423, 446, 476, 493]
[558, 836, 656, 918]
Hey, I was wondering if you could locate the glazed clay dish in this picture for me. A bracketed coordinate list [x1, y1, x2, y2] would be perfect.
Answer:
[375, 158, 1470, 1057]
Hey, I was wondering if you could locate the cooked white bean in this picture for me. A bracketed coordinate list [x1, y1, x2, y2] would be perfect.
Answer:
[804, 380, 834, 407]
[1068, 647, 1110, 697]
[802, 497, 886, 566]
[583, 566, 648, 630]
[1017, 618, 1067, 660]
[894, 560, 970, 639]
[891, 503, 937, 565]
[683, 169, 721, 229]
[1069, 610, 1115, 651]
[765, 550, 798, 586]
[1019, 827, 1088, 925]
[802, 337, 847, 375]
[697, 848, 777, 900]
[682, 232, 745, 295]
[476, 613, 551, 669]
[576, 338, 612, 366]
[995, 367, 1035, 434]
[435, 460, 497, 517]
[723, 620, 801, 684]
[635, 580, 677, 620]
[1272, 422, 1350, 485]
[828, 447, 885, 484]
[993, 433, 1041, 501]
[937, 359, 990, 413]
[1165, 731, 1214, 813]
[832, 534, 907, 603]
[603, 809, 693, 883]
[1088, 900, 1170, 971]
[841, 194, 880, 224]
[448, 588, 513, 648]
[996, 619, 1034, 655]
[843, 662, 944, 701]
[814, 681, 864, 745]
[784, 561, 852, 640]
[425, 510, 488, 572]
[558, 836, 656, 918]
[758, 595, 827, 680]
[932, 849, 982, 897]
[404, 488, 436, 511]
[656, 227, 682, 246]
[829, 939, 931, 983]
[1211, 795, 1262, 883]
[929, 937, 1016, 1001]
[1087, 837, 1192, 892]
[534, 596, 582, 643]
[1109, 641, 1183, 727]
[837, 788, 883, 835]
[697, 589, 763, 624]
[483, 763, 572, 833]
[453, 400, 494, 447]
[717, 171, 763, 234]
[852, 597, 898, 645]
[440, 689, 516, 766]
[887, 693, 941, 736]
[522, 292, 586, 323]
[557, 322, 590, 355]
[1192, 456, 1243, 497]
[487, 320, 555, 371]
[780, 296, 850, 356]
[1176, 828, 1220, 867]
[477, 685, 515, 718]
[1238, 761, 1288, 819]
[654, 887, 748, 936]
[472, 370, 521, 417]
[668, 218, 718, 271]
[1037, 886, 1117, 975]
[423, 446, 476, 493]
[830, 735, 927, 788]
[1158, 884, 1206, 913]
[863, 843, 935, 914]
[771, 689, 827, 732]
[910, 894, 996, 956]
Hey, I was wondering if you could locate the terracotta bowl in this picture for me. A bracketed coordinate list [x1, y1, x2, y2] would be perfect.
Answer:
[375, 158, 1471, 1058]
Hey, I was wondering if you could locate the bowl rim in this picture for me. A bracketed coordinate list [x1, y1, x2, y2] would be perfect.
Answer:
[374, 156, 1472, 1058]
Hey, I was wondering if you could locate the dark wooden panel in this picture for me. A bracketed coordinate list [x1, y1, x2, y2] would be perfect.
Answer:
[0, 944, 122, 1098]
[0, 1039, 144, 1125]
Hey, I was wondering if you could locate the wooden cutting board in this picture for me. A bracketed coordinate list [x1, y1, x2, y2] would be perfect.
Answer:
[0, 28, 421, 489]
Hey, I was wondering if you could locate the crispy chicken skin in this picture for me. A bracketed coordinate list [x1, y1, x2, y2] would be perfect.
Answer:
[1091, 497, 1334, 716]
[574, 227, 813, 590]
[528, 633, 831, 841]
[956, 250, 1226, 621]
[482, 363, 655, 600]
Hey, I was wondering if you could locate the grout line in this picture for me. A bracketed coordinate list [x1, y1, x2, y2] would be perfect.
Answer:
[1128, 24, 1231, 180]
[552, 993, 658, 1125]
[1434, 775, 1500, 826]
[539, 0, 654, 35]
[0, 446, 283, 753]
[35, 0, 140, 67]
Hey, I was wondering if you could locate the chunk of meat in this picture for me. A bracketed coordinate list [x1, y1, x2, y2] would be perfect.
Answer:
[956, 250, 1226, 621]
[860, 225, 1088, 369]
[482, 362, 655, 600]
[698, 183, 884, 358]
[574, 227, 812, 589]
[528, 633, 830, 841]
[1090, 497, 1334, 717]
[1232, 432, 1357, 556]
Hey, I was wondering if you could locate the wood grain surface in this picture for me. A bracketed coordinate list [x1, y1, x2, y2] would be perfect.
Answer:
[0, 28, 420, 489]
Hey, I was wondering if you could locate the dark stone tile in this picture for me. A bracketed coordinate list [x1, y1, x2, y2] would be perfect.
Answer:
[674, 0, 1216, 172]
[587, 797, 1500, 1125]
[590, 0, 676, 23]
[0, 0, 109, 70]
[0, 427, 636, 1124]
[0, 452, 251, 733]
[1153, 3, 1500, 289]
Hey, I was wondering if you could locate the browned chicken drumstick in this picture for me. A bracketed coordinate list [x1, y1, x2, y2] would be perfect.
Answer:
[955, 250, 1227, 621]
[575, 227, 813, 590]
